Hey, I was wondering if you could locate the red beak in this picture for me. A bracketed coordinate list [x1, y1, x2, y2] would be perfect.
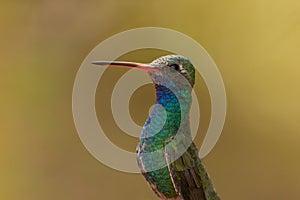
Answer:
[92, 61, 156, 72]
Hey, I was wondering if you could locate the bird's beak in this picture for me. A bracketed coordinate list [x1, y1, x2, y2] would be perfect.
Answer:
[92, 61, 157, 72]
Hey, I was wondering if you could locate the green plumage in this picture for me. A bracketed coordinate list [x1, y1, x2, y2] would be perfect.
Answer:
[136, 55, 220, 200]
[93, 55, 219, 199]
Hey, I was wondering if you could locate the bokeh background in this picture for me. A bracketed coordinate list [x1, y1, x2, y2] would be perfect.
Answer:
[1, 0, 300, 199]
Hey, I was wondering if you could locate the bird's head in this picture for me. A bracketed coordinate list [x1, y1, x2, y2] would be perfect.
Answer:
[148, 55, 195, 88]
[92, 55, 195, 89]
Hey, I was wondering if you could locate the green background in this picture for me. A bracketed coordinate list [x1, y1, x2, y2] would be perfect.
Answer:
[1, 0, 300, 199]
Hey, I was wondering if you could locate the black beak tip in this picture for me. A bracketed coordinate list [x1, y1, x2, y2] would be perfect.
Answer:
[91, 61, 110, 66]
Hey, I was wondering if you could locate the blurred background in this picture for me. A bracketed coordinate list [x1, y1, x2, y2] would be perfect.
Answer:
[1, 0, 300, 199]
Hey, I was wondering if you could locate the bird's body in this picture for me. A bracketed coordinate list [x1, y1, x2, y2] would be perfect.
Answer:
[93, 55, 220, 200]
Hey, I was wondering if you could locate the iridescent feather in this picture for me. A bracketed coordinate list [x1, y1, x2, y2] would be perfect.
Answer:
[136, 55, 220, 200]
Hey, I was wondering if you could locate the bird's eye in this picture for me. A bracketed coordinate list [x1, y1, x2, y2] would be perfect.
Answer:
[169, 64, 180, 71]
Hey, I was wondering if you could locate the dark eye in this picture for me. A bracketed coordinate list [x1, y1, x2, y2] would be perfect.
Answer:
[170, 64, 180, 71]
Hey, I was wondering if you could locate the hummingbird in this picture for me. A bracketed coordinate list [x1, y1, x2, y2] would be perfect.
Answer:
[93, 55, 220, 200]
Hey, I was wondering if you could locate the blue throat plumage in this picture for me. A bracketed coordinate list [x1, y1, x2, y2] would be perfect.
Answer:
[139, 84, 192, 151]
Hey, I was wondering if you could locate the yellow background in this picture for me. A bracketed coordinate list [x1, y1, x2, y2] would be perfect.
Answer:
[1, 0, 300, 199]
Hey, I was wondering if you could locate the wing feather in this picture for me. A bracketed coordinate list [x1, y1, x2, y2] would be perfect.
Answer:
[164, 144, 206, 200]
[164, 143, 220, 200]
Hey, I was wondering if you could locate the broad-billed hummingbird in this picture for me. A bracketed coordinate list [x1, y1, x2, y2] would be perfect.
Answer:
[93, 55, 220, 200]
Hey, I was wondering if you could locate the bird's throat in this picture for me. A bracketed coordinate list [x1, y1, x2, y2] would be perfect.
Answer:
[139, 84, 192, 149]
[155, 84, 192, 116]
